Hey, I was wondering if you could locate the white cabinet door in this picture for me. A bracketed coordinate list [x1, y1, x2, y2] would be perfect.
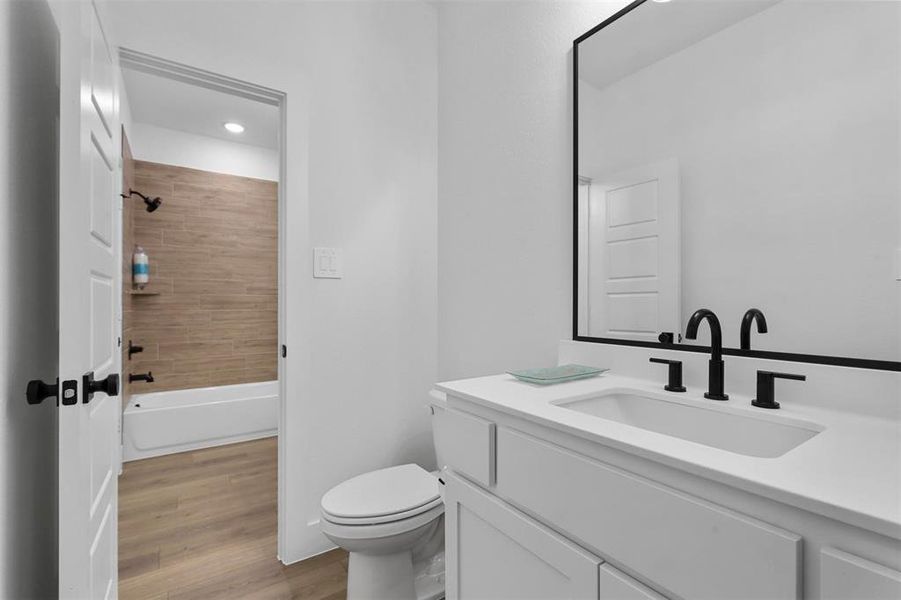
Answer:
[821, 548, 901, 600]
[445, 472, 600, 600]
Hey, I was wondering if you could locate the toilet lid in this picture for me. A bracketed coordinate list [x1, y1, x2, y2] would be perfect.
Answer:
[321, 464, 440, 521]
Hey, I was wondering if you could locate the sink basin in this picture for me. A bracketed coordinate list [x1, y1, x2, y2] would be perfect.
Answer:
[556, 391, 822, 458]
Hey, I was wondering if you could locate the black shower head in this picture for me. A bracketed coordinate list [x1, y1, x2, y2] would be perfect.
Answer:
[121, 189, 163, 213]
[144, 196, 162, 212]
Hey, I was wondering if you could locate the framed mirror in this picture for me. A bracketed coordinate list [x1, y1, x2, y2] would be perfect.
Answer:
[574, 0, 900, 371]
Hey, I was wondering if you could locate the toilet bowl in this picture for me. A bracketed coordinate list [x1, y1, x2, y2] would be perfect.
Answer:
[320, 463, 445, 600]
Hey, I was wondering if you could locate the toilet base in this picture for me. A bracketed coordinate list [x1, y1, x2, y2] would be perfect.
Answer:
[414, 550, 445, 600]
[346, 549, 445, 600]
[348, 551, 415, 600]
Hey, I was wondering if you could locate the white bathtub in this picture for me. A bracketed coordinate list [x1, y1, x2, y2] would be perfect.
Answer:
[123, 381, 278, 462]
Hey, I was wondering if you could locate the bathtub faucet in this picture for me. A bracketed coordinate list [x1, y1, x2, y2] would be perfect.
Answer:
[129, 372, 154, 384]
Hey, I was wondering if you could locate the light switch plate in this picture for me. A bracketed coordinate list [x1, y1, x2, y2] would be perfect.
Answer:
[313, 247, 343, 279]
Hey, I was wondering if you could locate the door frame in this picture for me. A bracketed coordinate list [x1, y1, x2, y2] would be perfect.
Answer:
[115, 48, 290, 557]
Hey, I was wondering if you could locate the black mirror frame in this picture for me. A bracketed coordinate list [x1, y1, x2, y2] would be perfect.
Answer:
[571, 0, 901, 372]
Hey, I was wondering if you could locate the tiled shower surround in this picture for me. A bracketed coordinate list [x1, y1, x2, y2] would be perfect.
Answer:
[123, 159, 278, 394]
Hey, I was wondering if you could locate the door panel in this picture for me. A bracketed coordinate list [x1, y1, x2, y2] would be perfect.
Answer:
[90, 503, 114, 599]
[90, 275, 114, 370]
[90, 136, 114, 244]
[89, 8, 114, 139]
[584, 159, 681, 340]
[58, 1, 120, 597]
[89, 395, 115, 507]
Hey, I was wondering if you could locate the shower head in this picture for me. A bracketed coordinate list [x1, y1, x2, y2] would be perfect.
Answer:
[121, 189, 162, 213]
[144, 196, 162, 212]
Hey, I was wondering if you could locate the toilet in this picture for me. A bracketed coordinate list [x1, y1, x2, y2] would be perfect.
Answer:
[320, 402, 447, 600]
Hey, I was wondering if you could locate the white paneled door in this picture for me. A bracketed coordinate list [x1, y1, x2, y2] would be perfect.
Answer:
[58, 2, 121, 598]
[586, 159, 681, 341]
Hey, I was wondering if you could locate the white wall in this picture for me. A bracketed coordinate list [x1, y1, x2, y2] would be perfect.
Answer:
[104, 1, 438, 562]
[128, 122, 279, 181]
[436, 1, 629, 381]
[579, 1, 900, 360]
[0, 0, 59, 596]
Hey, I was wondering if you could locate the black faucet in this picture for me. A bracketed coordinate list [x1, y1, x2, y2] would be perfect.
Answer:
[740, 308, 768, 350]
[129, 372, 154, 384]
[685, 309, 728, 400]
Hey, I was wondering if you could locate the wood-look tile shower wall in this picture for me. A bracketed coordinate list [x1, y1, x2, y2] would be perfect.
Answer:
[124, 160, 277, 394]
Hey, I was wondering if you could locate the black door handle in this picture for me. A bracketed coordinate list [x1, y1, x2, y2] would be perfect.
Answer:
[26, 378, 58, 405]
[83, 372, 120, 403]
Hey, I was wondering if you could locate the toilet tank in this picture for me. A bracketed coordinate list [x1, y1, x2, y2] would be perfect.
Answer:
[429, 389, 448, 474]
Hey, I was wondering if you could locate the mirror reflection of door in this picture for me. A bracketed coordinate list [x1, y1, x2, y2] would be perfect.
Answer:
[579, 160, 680, 341]
[575, 0, 901, 363]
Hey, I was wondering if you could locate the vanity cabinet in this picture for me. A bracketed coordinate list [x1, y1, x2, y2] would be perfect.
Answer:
[437, 400, 901, 600]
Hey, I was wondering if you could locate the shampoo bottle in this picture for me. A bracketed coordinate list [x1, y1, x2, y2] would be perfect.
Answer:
[133, 245, 149, 289]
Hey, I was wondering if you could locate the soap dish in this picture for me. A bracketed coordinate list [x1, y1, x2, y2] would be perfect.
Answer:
[507, 364, 608, 385]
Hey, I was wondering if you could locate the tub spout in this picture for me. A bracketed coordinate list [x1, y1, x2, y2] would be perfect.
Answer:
[129, 372, 154, 384]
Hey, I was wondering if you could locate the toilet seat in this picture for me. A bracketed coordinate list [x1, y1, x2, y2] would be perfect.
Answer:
[321, 464, 442, 526]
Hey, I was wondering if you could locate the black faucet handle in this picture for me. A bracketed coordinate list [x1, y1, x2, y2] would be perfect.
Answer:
[768, 371, 806, 381]
[649, 357, 680, 365]
[649, 358, 686, 392]
[752, 370, 806, 409]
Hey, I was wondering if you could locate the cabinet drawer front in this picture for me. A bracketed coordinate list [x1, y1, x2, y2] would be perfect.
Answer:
[496, 427, 801, 600]
[599, 565, 667, 600]
[434, 404, 496, 487]
[821, 548, 901, 600]
[446, 472, 601, 600]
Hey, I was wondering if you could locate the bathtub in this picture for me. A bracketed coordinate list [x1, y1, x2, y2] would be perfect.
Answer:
[123, 381, 278, 462]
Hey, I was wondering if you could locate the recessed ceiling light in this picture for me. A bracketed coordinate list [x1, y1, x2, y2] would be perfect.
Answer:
[224, 122, 245, 134]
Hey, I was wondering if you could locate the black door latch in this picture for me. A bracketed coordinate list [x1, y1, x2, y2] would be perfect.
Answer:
[26, 378, 78, 406]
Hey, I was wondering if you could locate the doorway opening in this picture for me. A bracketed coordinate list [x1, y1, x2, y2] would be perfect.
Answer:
[114, 50, 306, 598]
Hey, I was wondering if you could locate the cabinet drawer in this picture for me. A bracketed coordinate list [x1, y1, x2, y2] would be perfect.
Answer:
[433, 403, 495, 487]
[821, 548, 901, 600]
[599, 565, 667, 600]
[496, 427, 801, 600]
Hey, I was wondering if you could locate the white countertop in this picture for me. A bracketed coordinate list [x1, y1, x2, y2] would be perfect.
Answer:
[435, 372, 901, 540]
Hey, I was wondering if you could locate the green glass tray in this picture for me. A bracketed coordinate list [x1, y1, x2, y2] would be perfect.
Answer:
[507, 364, 608, 385]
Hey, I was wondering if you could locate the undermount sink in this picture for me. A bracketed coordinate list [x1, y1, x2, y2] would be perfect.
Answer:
[556, 391, 822, 458]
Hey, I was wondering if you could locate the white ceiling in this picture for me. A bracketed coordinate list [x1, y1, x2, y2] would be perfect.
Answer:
[579, 0, 781, 91]
[121, 67, 279, 149]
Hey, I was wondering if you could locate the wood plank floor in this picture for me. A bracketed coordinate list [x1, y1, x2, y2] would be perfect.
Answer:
[118, 437, 348, 599]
